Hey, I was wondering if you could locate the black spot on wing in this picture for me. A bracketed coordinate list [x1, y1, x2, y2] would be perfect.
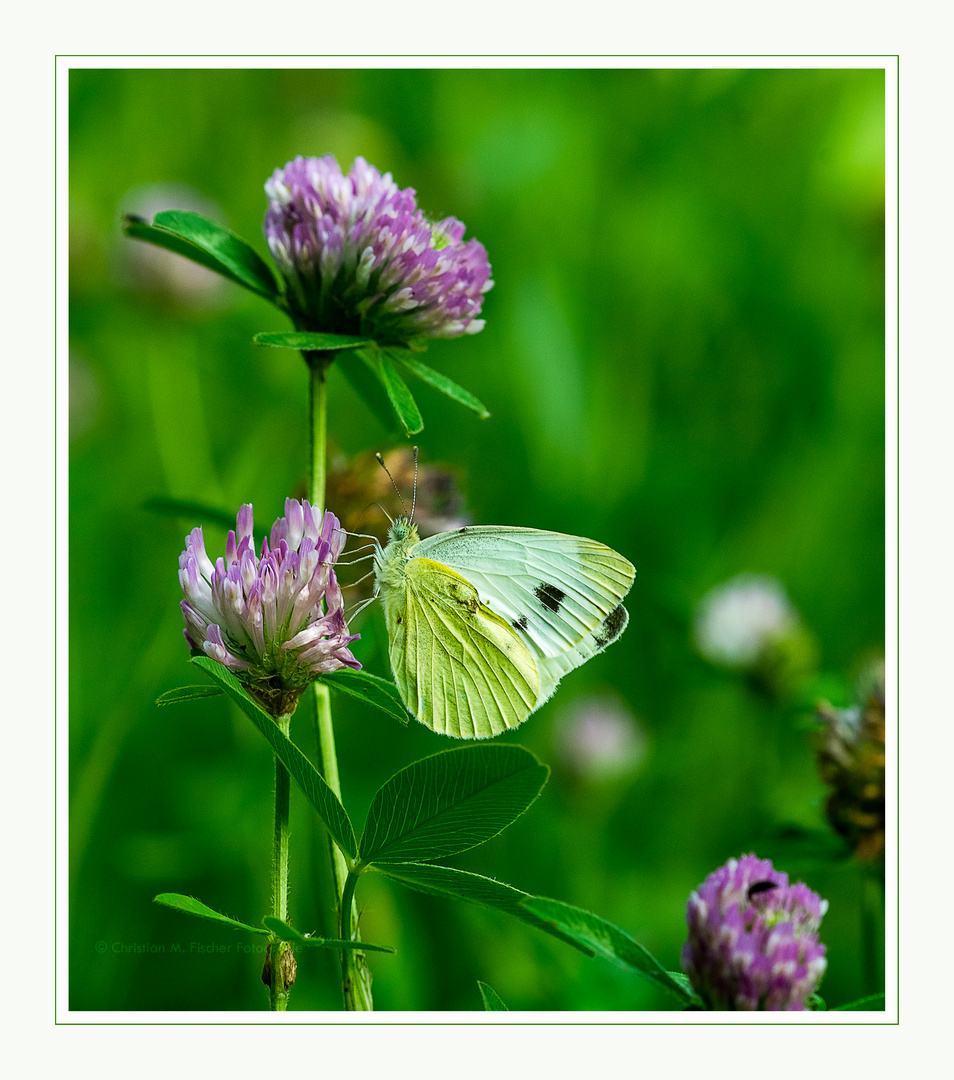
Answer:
[593, 605, 627, 650]
[534, 582, 566, 613]
[512, 614, 528, 631]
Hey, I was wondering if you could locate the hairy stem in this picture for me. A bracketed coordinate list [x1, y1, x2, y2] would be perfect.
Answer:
[306, 350, 374, 1011]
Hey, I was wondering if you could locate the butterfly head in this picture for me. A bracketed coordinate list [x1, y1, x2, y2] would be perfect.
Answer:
[387, 516, 420, 547]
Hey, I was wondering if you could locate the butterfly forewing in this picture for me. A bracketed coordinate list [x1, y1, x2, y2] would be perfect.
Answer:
[414, 527, 635, 661]
[385, 556, 540, 738]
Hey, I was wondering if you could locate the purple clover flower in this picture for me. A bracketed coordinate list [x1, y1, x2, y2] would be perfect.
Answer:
[264, 155, 493, 344]
[179, 500, 359, 714]
[682, 854, 828, 1011]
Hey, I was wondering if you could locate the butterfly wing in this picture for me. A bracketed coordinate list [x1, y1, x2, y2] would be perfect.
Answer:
[384, 555, 541, 738]
[414, 526, 634, 706]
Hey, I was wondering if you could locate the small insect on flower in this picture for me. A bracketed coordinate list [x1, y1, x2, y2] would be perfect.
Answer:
[178, 499, 360, 716]
[360, 451, 635, 739]
[682, 854, 828, 1011]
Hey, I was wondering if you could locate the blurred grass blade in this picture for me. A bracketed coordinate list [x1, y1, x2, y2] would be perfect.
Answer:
[395, 353, 490, 419]
[363, 351, 424, 435]
[358, 745, 549, 865]
[150, 209, 280, 299]
[478, 981, 509, 1011]
[254, 331, 373, 351]
[155, 893, 267, 935]
[142, 496, 237, 530]
[262, 916, 394, 953]
[830, 993, 886, 1011]
[371, 862, 593, 956]
[520, 896, 696, 1004]
[191, 656, 357, 860]
[156, 684, 224, 706]
[316, 669, 409, 725]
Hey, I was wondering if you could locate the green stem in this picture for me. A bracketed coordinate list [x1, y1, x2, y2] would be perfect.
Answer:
[340, 868, 361, 939]
[306, 350, 374, 1012]
[307, 352, 329, 514]
[269, 712, 293, 1011]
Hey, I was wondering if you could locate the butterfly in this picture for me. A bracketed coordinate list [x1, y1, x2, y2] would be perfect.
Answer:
[369, 490, 635, 739]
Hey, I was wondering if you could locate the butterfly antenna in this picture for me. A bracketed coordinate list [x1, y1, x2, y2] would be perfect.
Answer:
[409, 445, 419, 525]
[375, 452, 408, 518]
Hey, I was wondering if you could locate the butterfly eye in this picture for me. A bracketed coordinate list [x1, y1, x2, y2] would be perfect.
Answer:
[747, 880, 778, 901]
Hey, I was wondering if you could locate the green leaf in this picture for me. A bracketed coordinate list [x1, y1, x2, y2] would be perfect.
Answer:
[316, 669, 409, 725]
[152, 209, 280, 299]
[395, 353, 490, 419]
[124, 216, 254, 289]
[142, 496, 237, 530]
[830, 992, 886, 1011]
[520, 896, 695, 1004]
[123, 214, 279, 301]
[371, 862, 592, 956]
[155, 684, 224, 706]
[154, 893, 266, 935]
[253, 331, 373, 352]
[665, 971, 702, 1002]
[261, 917, 394, 954]
[191, 657, 357, 860]
[359, 745, 549, 866]
[478, 981, 509, 1011]
[364, 351, 424, 435]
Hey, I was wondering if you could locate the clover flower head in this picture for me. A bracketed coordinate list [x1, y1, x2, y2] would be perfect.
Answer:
[694, 573, 799, 669]
[179, 500, 359, 714]
[264, 155, 493, 345]
[682, 854, 828, 1011]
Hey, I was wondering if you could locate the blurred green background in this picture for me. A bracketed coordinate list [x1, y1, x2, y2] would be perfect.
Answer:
[68, 67, 885, 1012]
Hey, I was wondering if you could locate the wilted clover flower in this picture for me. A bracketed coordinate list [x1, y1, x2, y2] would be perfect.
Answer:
[329, 446, 470, 539]
[682, 854, 828, 1011]
[179, 499, 360, 715]
[264, 155, 493, 344]
[815, 658, 886, 861]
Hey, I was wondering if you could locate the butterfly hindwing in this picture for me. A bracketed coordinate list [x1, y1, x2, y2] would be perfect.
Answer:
[384, 556, 540, 738]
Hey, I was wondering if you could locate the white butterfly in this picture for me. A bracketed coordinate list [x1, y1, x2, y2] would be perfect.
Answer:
[369, 507, 635, 739]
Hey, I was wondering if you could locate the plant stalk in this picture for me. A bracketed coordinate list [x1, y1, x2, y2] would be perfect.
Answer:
[306, 351, 374, 1011]
[269, 712, 293, 1011]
